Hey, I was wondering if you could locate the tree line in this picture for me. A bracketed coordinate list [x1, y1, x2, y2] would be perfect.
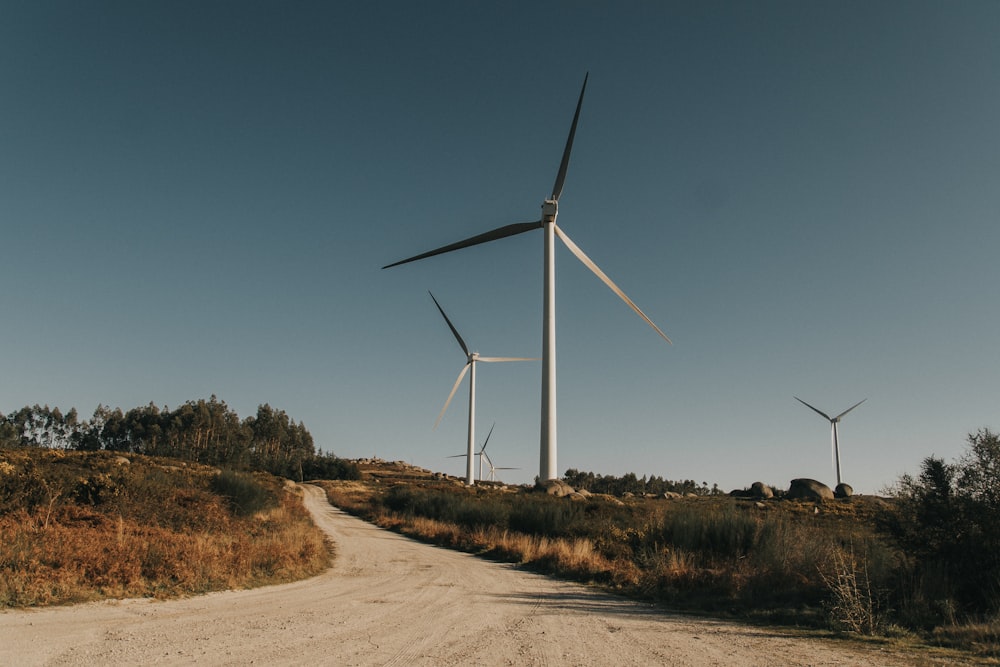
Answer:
[562, 468, 721, 496]
[0, 396, 359, 481]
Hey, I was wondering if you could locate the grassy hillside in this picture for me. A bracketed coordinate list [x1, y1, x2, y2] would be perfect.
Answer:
[0, 449, 330, 607]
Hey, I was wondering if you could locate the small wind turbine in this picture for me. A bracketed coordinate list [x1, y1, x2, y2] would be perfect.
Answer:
[482, 447, 520, 483]
[794, 397, 866, 486]
[447, 421, 497, 482]
[430, 293, 535, 485]
[385, 74, 671, 482]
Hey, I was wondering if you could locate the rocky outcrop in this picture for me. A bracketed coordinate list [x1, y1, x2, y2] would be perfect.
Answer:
[537, 479, 575, 497]
[834, 483, 854, 499]
[750, 482, 773, 499]
[787, 478, 834, 501]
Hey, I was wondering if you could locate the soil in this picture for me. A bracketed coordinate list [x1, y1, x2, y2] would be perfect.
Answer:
[0, 485, 964, 666]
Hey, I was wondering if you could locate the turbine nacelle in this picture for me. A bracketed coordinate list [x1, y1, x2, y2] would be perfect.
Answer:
[541, 199, 558, 223]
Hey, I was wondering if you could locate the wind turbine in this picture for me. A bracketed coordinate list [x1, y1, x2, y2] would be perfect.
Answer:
[384, 74, 671, 482]
[430, 293, 535, 485]
[482, 445, 520, 483]
[794, 397, 866, 486]
[447, 421, 497, 482]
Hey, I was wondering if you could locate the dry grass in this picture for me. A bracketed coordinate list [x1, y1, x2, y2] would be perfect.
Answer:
[0, 451, 330, 607]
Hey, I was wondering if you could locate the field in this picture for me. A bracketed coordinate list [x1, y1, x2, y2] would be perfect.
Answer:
[3, 450, 998, 661]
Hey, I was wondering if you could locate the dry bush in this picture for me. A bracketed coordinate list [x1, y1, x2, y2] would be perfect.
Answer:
[819, 545, 885, 635]
[0, 451, 329, 607]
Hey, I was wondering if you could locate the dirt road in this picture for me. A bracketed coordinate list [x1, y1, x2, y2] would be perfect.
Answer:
[0, 485, 946, 666]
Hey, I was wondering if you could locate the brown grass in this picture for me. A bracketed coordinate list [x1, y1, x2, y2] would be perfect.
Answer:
[0, 451, 330, 607]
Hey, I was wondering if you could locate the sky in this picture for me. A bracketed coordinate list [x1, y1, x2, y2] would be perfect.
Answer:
[2, 1, 998, 494]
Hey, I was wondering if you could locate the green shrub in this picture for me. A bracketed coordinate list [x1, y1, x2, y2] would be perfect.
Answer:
[210, 470, 275, 516]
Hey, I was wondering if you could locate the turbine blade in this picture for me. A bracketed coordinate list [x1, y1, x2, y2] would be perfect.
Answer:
[831, 423, 838, 475]
[551, 73, 589, 201]
[476, 356, 539, 363]
[834, 398, 867, 421]
[496, 467, 520, 470]
[428, 291, 470, 357]
[554, 224, 672, 344]
[382, 220, 543, 269]
[445, 454, 467, 458]
[483, 450, 495, 468]
[434, 363, 470, 429]
[794, 396, 832, 422]
[481, 422, 495, 452]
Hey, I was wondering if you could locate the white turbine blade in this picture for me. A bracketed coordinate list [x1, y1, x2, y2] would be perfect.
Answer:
[831, 424, 837, 475]
[834, 398, 867, 421]
[476, 356, 539, 363]
[554, 224, 672, 344]
[483, 450, 495, 468]
[479, 422, 496, 454]
[429, 291, 470, 357]
[434, 363, 470, 429]
[794, 396, 833, 422]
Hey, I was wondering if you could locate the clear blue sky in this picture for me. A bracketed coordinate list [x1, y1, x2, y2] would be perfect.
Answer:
[3, 1, 998, 493]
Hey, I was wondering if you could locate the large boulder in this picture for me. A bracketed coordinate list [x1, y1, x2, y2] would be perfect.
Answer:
[750, 482, 773, 499]
[834, 483, 854, 499]
[787, 478, 834, 501]
[537, 479, 575, 497]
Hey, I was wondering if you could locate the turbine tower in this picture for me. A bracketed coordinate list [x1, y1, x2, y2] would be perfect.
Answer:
[794, 397, 866, 486]
[385, 75, 671, 481]
[430, 293, 535, 485]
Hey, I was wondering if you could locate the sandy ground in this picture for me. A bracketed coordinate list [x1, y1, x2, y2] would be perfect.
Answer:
[0, 484, 958, 666]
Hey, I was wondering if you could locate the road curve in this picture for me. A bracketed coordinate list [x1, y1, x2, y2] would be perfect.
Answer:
[1, 485, 929, 666]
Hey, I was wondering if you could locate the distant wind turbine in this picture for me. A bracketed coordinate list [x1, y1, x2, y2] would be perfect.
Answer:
[482, 445, 520, 483]
[430, 293, 535, 485]
[385, 74, 671, 482]
[794, 397, 866, 486]
[447, 421, 496, 482]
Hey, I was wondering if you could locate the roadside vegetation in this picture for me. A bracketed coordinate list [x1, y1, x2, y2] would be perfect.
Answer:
[0, 395, 359, 608]
[320, 429, 1000, 661]
[0, 448, 333, 607]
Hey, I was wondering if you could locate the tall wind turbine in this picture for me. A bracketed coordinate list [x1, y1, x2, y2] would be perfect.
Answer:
[385, 74, 671, 481]
[794, 397, 866, 486]
[430, 292, 535, 485]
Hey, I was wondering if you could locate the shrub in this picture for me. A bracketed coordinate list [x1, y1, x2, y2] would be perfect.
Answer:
[210, 470, 276, 516]
[885, 429, 1000, 623]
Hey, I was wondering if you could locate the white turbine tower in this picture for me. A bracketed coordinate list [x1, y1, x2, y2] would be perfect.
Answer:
[385, 74, 671, 482]
[430, 293, 535, 485]
[794, 397, 867, 486]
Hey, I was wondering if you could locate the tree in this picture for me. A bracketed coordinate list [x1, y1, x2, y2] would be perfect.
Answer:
[887, 429, 1000, 620]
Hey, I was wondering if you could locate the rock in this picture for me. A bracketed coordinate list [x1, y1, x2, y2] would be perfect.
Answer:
[567, 492, 588, 502]
[576, 488, 592, 498]
[113, 456, 130, 466]
[622, 491, 635, 499]
[662, 491, 682, 499]
[750, 482, 773, 499]
[834, 483, 854, 498]
[787, 478, 834, 501]
[754, 501, 767, 510]
[538, 479, 575, 497]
